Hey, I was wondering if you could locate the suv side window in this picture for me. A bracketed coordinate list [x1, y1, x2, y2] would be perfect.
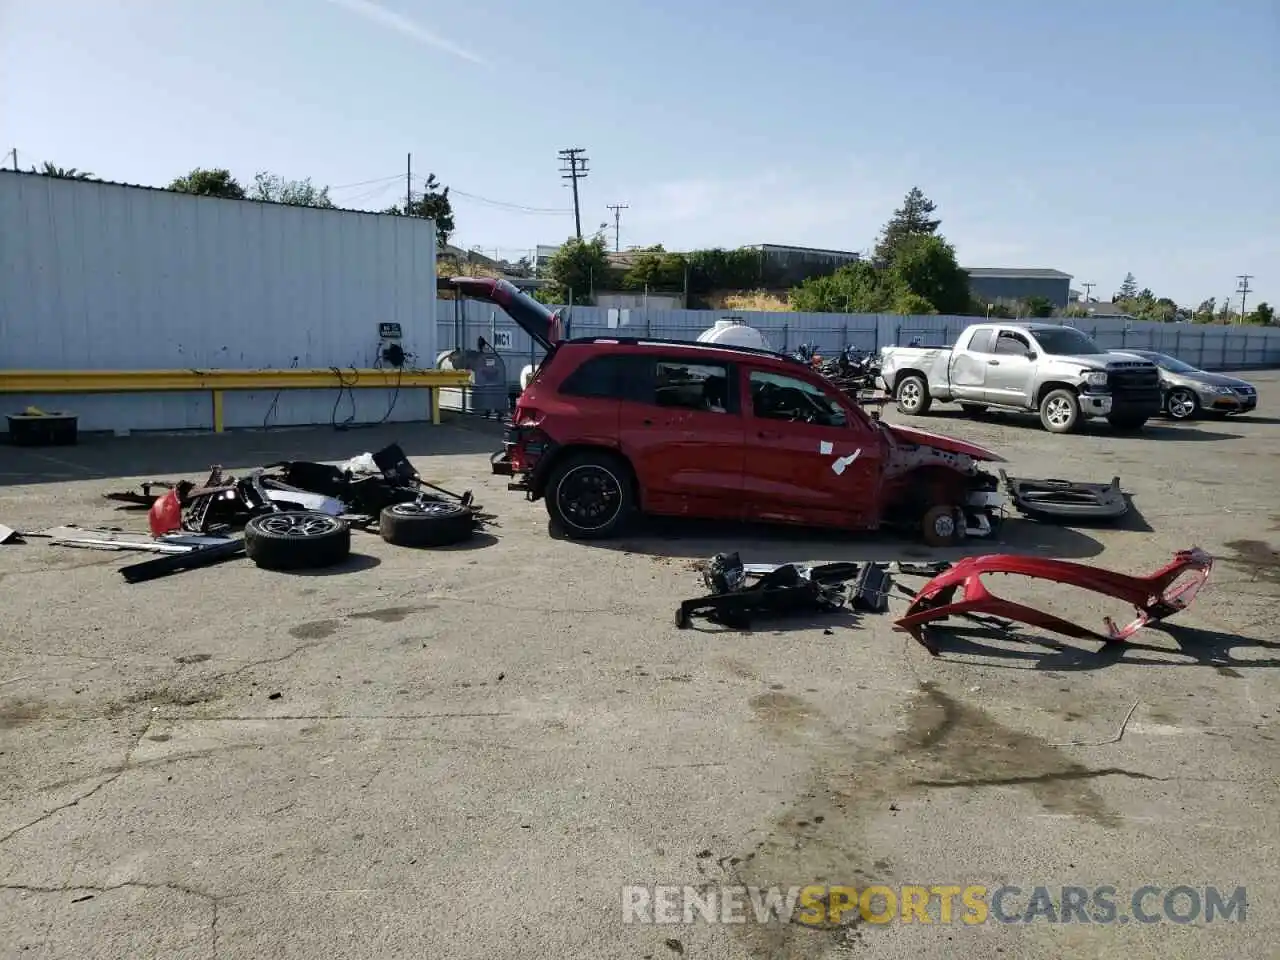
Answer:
[559, 354, 652, 401]
[994, 330, 1030, 356]
[749, 371, 847, 427]
[966, 328, 994, 353]
[653, 360, 734, 413]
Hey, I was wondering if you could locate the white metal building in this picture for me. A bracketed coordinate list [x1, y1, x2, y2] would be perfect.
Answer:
[0, 171, 438, 431]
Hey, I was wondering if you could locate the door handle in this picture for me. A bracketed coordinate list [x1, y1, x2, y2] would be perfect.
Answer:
[758, 430, 781, 439]
[987, 360, 1000, 366]
[642, 418, 653, 426]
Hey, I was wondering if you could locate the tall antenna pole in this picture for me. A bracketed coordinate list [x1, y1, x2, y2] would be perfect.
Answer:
[1237, 274, 1253, 324]
[606, 202, 628, 252]
[406, 153, 412, 211]
[558, 148, 589, 240]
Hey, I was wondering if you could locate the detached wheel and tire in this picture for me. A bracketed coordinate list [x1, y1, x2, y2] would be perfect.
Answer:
[244, 511, 351, 570]
[1166, 388, 1200, 421]
[379, 500, 475, 547]
[895, 374, 932, 416]
[1039, 388, 1081, 434]
[545, 452, 635, 540]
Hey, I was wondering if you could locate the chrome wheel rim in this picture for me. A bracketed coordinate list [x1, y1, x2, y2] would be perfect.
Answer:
[933, 513, 956, 538]
[1045, 397, 1074, 427]
[899, 381, 922, 410]
[259, 513, 341, 537]
[390, 501, 458, 518]
[1168, 391, 1196, 419]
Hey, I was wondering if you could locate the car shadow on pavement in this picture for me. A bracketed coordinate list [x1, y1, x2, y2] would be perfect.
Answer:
[267, 553, 383, 576]
[925, 622, 1280, 672]
[1122, 423, 1243, 442]
[566, 516, 1105, 564]
[0, 422, 500, 488]
[676, 607, 865, 635]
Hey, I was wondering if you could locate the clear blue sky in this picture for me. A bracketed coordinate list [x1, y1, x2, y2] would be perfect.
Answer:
[3, 0, 1276, 309]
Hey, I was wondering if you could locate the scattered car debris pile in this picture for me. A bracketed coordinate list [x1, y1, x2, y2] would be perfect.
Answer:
[675, 546, 1214, 656]
[1, 443, 495, 582]
[676, 552, 892, 629]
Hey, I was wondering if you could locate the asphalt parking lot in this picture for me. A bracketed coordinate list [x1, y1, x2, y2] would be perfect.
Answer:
[2, 374, 1278, 960]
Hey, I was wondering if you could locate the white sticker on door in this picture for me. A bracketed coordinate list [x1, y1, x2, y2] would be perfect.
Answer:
[819, 440, 833, 455]
[831, 448, 862, 475]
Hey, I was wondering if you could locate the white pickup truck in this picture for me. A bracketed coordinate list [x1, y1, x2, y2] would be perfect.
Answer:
[878, 322, 1163, 433]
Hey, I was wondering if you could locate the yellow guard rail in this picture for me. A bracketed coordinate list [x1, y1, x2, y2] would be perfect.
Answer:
[0, 368, 474, 432]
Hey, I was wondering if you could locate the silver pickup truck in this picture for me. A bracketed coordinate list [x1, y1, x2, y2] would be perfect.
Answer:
[878, 322, 1163, 433]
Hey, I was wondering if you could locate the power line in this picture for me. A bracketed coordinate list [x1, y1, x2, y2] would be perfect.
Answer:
[558, 148, 588, 240]
[606, 202, 628, 252]
[327, 173, 404, 191]
[420, 177, 571, 214]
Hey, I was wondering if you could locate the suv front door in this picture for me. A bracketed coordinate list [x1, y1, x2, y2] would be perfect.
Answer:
[983, 329, 1037, 405]
[618, 354, 746, 520]
[740, 366, 884, 528]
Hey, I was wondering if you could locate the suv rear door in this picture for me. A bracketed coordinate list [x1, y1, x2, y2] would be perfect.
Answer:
[617, 352, 746, 520]
[740, 365, 885, 528]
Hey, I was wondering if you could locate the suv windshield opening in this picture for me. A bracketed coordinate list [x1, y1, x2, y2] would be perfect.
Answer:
[1031, 327, 1106, 355]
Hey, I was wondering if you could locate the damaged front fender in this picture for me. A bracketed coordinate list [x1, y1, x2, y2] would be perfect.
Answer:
[895, 548, 1214, 655]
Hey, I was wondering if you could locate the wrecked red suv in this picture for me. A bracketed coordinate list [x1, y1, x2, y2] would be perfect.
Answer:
[452, 278, 1006, 546]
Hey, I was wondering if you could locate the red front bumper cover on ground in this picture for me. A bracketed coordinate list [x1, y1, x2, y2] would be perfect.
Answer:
[895, 548, 1214, 655]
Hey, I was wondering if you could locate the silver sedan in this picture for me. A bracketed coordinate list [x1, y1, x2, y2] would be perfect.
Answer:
[1116, 350, 1258, 420]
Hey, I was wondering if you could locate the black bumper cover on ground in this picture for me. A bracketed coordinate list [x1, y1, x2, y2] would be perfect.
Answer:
[1000, 470, 1129, 522]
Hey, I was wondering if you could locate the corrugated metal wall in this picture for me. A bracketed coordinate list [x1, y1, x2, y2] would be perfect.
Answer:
[437, 301, 1280, 387]
[0, 172, 437, 431]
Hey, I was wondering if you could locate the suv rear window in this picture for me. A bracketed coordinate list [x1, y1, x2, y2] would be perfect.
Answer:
[559, 354, 652, 402]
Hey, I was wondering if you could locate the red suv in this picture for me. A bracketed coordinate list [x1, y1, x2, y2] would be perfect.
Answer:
[452, 278, 1007, 546]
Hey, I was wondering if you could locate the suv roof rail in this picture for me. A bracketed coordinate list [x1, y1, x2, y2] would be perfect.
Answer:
[566, 336, 809, 366]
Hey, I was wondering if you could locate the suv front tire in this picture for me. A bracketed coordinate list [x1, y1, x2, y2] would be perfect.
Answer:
[545, 451, 636, 540]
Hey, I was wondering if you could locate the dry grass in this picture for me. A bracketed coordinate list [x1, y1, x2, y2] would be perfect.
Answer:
[438, 258, 502, 279]
[710, 289, 794, 312]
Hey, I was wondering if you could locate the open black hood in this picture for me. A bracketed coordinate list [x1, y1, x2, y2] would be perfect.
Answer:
[446, 277, 564, 351]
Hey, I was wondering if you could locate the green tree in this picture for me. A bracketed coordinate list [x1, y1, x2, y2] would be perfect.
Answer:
[1116, 272, 1138, 300]
[545, 233, 610, 305]
[1022, 295, 1054, 318]
[383, 173, 454, 248]
[168, 168, 246, 199]
[888, 234, 971, 315]
[31, 162, 93, 179]
[873, 187, 941, 264]
[1192, 298, 1216, 323]
[790, 261, 893, 313]
[250, 172, 334, 208]
[621, 245, 688, 291]
[1248, 302, 1274, 325]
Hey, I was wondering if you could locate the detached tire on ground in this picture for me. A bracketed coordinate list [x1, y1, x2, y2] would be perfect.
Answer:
[244, 511, 351, 570]
[379, 501, 475, 547]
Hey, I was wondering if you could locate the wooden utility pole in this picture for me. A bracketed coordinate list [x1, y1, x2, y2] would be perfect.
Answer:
[558, 148, 589, 240]
[406, 153, 412, 211]
[606, 202, 628, 252]
[1237, 274, 1253, 324]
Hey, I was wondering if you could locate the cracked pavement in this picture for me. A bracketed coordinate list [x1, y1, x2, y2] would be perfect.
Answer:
[1, 389, 1279, 959]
